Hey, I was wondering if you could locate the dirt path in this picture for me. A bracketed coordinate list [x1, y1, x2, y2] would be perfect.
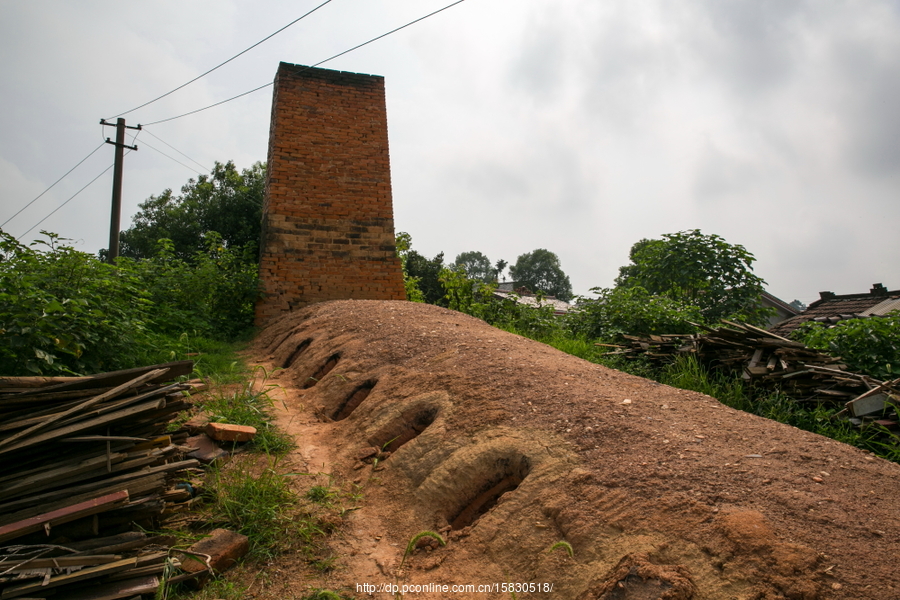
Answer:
[251, 299, 900, 600]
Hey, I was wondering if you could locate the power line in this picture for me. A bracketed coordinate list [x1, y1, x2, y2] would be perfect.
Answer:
[142, 0, 469, 126]
[143, 82, 272, 126]
[106, 0, 335, 119]
[141, 139, 207, 174]
[18, 156, 129, 239]
[2, 142, 106, 229]
[142, 129, 210, 173]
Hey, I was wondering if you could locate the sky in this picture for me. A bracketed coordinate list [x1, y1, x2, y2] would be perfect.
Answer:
[1, 0, 898, 305]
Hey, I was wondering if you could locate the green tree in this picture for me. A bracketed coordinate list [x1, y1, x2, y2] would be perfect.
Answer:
[406, 250, 446, 305]
[509, 249, 573, 301]
[494, 259, 508, 282]
[395, 232, 424, 302]
[615, 229, 769, 325]
[453, 251, 494, 283]
[118, 161, 265, 261]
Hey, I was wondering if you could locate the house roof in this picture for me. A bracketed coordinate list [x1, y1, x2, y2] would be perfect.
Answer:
[761, 291, 800, 316]
[768, 283, 900, 336]
[492, 290, 571, 315]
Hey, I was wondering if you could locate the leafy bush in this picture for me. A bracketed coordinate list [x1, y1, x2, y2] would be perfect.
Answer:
[794, 313, 900, 380]
[0, 230, 150, 375]
[567, 286, 703, 340]
[438, 266, 497, 318]
[119, 233, 260, 340]
[0, 228, 260, 376]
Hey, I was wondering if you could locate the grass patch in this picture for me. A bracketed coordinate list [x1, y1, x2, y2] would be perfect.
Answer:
[200, 370, 294, 455]
[658, 354, 746, 406]
[146, 332, 250, 383]
[203, 457, 299, 559]
[306, 485, 338, 504]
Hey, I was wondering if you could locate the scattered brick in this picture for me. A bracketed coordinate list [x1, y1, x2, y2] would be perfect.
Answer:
[205, 422, 257, 443]
[180, 528, 249, 574]
[185, 433, 229, 465]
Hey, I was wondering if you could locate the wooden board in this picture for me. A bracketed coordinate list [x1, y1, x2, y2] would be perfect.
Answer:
[0, 490, 129, 544]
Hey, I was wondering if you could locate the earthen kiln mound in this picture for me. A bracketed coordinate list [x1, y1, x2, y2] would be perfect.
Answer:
[253, 300, 900, 599]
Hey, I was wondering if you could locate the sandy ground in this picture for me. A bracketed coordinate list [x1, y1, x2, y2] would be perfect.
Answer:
[245, 299, 900, 600]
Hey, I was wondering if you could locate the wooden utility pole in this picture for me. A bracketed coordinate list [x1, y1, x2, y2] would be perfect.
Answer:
[100, 118, 139, 264]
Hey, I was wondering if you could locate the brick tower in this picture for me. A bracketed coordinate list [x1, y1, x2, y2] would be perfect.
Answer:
[255, 63, 406, 325]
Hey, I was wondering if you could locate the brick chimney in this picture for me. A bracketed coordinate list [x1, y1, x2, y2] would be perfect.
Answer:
[255, 63, 406, 326]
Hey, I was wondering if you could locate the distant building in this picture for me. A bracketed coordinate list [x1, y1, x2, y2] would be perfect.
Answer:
[761, 291, 800, 328]
[769, 283, 900, 337]
[494, 282, 571, 315]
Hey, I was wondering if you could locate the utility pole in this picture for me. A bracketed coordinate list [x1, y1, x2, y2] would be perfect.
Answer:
[100, 118, 140, 264]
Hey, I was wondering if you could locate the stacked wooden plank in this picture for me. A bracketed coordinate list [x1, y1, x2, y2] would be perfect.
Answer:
[609, 322, 899, 426]
[0, 361, 209, 599]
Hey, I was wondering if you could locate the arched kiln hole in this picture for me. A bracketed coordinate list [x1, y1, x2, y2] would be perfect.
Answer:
[268, 330, 296, 354]
[448, 455, 531, 531]
[332, 380, 377, 421]
[302, 354, 340, 389]
[369, 406, 438, 453]
[281, 338, 312, 369]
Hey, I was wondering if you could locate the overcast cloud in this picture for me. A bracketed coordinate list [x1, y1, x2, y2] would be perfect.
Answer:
[1, 0, 898, 304]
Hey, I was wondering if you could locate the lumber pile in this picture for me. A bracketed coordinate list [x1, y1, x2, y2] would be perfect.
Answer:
[0, 361, 210, 599]
[609, 321, 899, 428]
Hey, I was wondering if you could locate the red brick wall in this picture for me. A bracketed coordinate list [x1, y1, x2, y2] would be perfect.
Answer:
[255, 63, 406, 325]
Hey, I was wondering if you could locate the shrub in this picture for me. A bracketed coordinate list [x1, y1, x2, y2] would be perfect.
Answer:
[0, 228, 260, 376]
[0, 230, 150, 375]
[119, 233, 260, 340]
[793, 313, 900, 380]
[566, 286, 703, 340]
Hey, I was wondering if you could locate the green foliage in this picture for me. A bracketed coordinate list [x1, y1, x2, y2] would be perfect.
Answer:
[0, 230, 150, 375]
[616, 230, 770, 325]
[490, 296, 564, 339]
[300, 591, 348, 600]
[306, 485, 337, 504]
[794, 313, 900, 380]
[438, 266, 498, 318]
[568, 286, 702, 340]
[454, 250, 495, 283]
[509, 248, 573, 302]
[0, 228, 260, 376]
[395, 232, 424, 302]
[118, 161, 265, 261]
[658, 354, 746, 406]
[118, 233, 260, 340]
[405, 249, 446, 305]
[495, 258, 508, 282]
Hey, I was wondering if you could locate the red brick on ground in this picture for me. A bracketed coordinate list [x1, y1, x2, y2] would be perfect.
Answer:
[180, 528, 249, 574]
[205, 422, 257, 443]
[185, 433, 229, 465]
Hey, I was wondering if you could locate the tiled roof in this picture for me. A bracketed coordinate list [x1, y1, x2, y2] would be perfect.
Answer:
[769, 283, 900, 336]
[492, 290, 571, 314]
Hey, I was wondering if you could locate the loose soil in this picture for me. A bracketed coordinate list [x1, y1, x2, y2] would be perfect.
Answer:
[246, 300, 900, 600]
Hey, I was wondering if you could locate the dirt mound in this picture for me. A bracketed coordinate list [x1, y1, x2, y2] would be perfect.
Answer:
[252, 300, 900, 599]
